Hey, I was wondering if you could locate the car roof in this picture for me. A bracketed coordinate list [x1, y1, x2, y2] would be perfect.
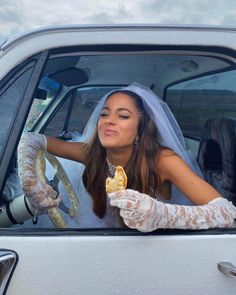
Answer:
[1, 24, 236, 94]
[2, 23, 236, 50]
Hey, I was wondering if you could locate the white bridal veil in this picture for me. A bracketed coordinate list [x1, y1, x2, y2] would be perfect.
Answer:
[82, 83, 202, 170]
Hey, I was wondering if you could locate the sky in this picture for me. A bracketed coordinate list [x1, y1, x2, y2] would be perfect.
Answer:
[1, 0, 236, 44]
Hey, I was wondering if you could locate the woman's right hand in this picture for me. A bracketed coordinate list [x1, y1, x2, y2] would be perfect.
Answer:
[21, 177, 61, 209]
[17, 133, 61, 210]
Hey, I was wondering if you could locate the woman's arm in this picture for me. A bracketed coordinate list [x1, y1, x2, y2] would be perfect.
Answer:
[47, 136, 86, 164]
[108, 190, 236, 231]
[157, 149, 220, 205]
[107, 149, 236, 232]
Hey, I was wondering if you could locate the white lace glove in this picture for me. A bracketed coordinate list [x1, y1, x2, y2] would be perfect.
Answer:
[108, 189, 236, 232]
[17, 132, 61, 210]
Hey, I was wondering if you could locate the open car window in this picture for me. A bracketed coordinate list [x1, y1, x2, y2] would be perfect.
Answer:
[1, 49, 236, 232]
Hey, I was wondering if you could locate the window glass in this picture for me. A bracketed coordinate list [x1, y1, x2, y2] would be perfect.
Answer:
[24, 76, 60, 131]
[166, 70, 236, 138]
[43, 94, 71, 137]
[0, 63, 35, 156]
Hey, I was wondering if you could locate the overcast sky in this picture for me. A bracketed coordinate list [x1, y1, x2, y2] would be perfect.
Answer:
[1, 0, 236, 43]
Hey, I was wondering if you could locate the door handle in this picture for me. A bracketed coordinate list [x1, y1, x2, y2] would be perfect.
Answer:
[217, 261, 236, 278]
[0, 250, 18, 295]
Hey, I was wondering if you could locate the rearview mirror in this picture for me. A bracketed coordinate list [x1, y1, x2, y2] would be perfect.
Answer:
[49, 67, 88, 87]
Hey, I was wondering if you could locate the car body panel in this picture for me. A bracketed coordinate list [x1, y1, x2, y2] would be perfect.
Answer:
[1, 233, 236, 295]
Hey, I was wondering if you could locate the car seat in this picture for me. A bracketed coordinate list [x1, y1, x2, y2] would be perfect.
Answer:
[197, 117, 236, 205]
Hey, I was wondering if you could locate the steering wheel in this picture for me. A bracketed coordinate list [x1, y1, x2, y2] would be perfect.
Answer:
[34, 150, 79, 228]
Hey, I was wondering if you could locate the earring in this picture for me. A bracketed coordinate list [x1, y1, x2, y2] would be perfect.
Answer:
[134, 136, 139, 148]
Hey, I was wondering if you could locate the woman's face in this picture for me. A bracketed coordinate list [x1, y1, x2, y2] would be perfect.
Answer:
[97, 93, 140, 150]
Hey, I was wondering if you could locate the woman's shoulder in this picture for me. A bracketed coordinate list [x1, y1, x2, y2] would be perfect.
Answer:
[157, 148, 179, 164]
[156, 148, 184, 181]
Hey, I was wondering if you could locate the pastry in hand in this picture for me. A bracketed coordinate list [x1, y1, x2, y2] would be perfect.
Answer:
[106, 166, 127, 193]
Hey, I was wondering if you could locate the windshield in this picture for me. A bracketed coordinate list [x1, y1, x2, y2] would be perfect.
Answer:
[24, 76, 61, 131]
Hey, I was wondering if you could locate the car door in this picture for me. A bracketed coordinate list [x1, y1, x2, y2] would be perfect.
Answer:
[1, 27, 236, 295]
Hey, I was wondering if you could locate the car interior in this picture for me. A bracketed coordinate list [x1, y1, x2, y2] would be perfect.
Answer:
[1, 46, 236, 229]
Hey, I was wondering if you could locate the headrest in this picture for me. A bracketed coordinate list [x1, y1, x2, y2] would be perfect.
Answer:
[197, 117, 236, 204]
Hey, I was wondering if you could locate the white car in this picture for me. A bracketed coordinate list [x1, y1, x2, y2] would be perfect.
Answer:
[0, 25, 236, 295]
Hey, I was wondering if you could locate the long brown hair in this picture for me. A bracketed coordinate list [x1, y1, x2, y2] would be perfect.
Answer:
[83, 90, 163, 218]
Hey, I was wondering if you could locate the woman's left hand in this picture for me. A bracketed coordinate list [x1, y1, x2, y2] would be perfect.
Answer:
[108, 189, 236, 231]
[108, 189, 158, 232]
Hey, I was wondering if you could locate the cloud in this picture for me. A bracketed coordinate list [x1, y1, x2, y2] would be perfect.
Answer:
[139, 0, 236, 25]
[84, 3, 134, 24]
[0, 0, 24, 40]
[1, 0, 236, 44]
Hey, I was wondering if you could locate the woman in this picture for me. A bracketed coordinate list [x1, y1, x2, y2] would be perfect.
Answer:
[18, 83, 236, 231]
